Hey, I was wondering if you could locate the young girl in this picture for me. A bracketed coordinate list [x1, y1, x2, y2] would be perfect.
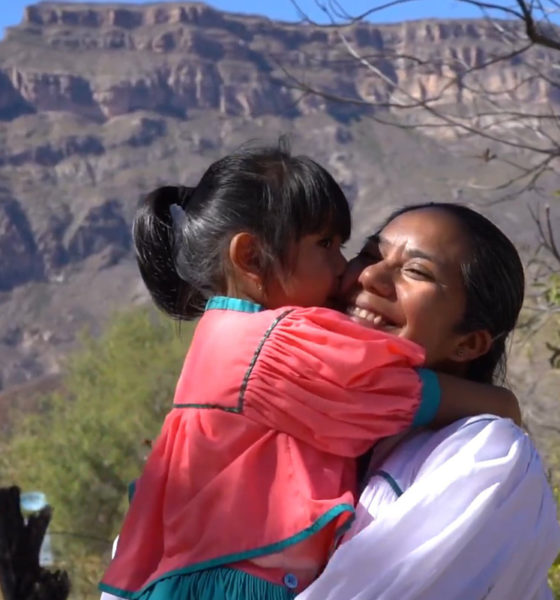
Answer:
[100, 144, 519, 600]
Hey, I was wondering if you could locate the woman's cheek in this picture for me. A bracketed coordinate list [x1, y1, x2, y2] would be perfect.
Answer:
[400, 293, 435, 346]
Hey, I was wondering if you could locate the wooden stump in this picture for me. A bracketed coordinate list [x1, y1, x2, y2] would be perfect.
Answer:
[0, 486, 69, 600]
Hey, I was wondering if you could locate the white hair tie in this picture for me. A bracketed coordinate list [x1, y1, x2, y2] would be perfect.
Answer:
[169, 203, 188, 236]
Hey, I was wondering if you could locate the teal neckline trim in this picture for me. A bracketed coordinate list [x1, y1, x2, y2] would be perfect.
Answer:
[99, 503, 354, 599]
[371, 469, 404, 497]
[205, 296, 262, 313]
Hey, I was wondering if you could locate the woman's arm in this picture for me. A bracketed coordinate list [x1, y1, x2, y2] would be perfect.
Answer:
[296, 416, 560, 600]
[435, 373, 521, 425]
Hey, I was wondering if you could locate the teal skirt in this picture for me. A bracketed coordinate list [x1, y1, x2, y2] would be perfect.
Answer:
[134, 567, 297, 600]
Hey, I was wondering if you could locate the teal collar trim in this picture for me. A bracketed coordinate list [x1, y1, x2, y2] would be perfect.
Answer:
[371, 469, 404, 497]
[205, 296, 262, 313]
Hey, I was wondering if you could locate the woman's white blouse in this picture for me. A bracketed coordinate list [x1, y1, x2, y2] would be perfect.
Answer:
[297, 415, 560, 600]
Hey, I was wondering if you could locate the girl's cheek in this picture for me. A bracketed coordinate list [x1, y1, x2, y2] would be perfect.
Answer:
[341, 259, 363, 290]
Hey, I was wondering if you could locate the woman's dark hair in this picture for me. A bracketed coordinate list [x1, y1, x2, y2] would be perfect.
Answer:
[380, 202, 525, 384]
[133, 142, 351, 320]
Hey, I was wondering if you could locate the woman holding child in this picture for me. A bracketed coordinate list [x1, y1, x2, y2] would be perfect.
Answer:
[298, 203, 560, 599]
[100, 143, 559, 600]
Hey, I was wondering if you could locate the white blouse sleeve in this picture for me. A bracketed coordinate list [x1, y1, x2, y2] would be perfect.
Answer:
[297, 416, 560, 600]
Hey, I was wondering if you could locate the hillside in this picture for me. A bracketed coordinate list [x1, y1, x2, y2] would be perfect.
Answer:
[0, 2, 558, 453]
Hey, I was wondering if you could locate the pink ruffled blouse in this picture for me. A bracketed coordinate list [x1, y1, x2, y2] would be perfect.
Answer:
[100, 297, 440, 598]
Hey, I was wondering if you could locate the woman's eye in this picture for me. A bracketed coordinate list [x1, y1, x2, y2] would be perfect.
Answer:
[405, 266, 432, 279]
[319, 238, 333, 249]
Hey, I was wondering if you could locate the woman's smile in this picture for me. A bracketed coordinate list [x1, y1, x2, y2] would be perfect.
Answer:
[345, 301, 401, 332]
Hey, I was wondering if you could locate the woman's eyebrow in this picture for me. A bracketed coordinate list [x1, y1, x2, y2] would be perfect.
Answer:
[377, 234, 442, 266]
[406, 247, 440, 264]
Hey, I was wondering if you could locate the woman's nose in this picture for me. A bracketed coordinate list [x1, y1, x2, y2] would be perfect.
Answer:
[358, 261, 394, 298]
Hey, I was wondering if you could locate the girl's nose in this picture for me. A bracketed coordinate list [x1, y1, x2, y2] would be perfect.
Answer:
[358, 261, 394, 298]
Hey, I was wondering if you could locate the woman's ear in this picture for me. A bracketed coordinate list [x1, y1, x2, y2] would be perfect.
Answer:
[228, 232, 264, 294]
[452, 329, 493, 363]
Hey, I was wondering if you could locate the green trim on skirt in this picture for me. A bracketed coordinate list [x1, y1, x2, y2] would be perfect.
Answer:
[133, 567, 297, 600]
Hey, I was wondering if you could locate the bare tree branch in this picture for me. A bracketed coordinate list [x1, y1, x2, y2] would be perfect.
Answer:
[283, 0, 560, 187]
[281, 1, 560, 363]
[517, 0, 560, 50]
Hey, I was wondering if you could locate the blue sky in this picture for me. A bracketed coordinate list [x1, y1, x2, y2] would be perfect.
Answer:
[0, 1, 515, 38]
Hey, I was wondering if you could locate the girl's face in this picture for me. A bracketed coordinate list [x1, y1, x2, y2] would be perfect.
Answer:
[266, 231, 347, 308]
[341, 208, 475, 369]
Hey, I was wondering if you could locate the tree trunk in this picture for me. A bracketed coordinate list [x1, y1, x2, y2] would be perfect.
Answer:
[0, 487, 69, 600]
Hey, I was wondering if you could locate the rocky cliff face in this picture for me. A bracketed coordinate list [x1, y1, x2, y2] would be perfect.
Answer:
[0, 2, 557, 407]
[2, 3, 556, 124]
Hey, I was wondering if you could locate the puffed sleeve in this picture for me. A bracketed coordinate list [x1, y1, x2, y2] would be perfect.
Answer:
[243, 306, 440, 456]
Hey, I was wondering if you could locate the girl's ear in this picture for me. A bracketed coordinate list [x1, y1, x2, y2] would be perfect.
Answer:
[228, 232, 264, 295]
[452, 329, 493, 363]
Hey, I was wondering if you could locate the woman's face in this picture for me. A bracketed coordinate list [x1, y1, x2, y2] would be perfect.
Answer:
[341, 208, 475, 369]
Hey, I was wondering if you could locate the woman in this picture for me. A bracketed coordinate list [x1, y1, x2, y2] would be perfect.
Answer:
[297, 203, 560, 600]
[102, 201, 558, 600]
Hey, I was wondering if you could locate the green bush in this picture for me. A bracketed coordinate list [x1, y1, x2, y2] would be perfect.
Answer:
[0, 308, 193, 598]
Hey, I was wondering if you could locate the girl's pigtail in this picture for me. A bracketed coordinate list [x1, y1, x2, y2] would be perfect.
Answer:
[133, 185, 203, 320]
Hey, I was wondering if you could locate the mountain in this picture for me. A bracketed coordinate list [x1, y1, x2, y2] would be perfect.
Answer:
[0, 2, 558, 448]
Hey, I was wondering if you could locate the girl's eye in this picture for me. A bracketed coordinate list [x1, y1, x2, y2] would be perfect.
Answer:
[319, 238, 333, 249]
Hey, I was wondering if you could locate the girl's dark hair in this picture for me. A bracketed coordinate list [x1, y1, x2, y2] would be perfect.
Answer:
[133, 142, 351, 320]
[381, 202, 525, 384]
